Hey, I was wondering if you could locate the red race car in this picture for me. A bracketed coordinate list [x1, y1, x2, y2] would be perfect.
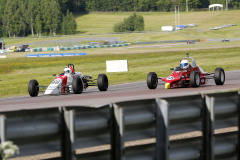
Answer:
[147, 53, 225, 89]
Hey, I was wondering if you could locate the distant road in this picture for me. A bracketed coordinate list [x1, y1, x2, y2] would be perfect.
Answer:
[0, 70, 239, 112]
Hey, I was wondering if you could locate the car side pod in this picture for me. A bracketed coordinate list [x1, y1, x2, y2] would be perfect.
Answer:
[165, 83, 171, 89]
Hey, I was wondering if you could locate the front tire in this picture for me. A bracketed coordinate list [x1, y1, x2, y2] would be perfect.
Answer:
[214, 68, 225, 85]
[147, 72, 158, 89]
[97, 74, 108, 91]
[72, 76, 83, 94]
[190, 71, 200, 87]
[28, 79, 39, 97]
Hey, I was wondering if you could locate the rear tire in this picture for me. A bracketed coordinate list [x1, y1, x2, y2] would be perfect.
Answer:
[214, 68, 225, 85]
[147, 72, 158, 89]
[190, 71, 200, 87]
[72, 76, 83, 94]
[28, 79, 39, 97]
[97, 74, 108, 91]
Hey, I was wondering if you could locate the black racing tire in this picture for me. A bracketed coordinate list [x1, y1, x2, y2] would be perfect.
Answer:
[190, 71, 200, 87]
[28, 79, 39, 97]
[97, 74, 108, 91]
[214, 68, 225, 85]
[147, 72, 158, 89]
[72, 76, 83, 94]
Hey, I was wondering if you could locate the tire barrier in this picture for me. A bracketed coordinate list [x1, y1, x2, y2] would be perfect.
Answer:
[0, 91, 239, 160]
[32, 43, 131, 52]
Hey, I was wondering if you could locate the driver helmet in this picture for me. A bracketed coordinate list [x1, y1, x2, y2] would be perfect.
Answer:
[180, 59, 189, 69]
[63, 67, 72, 74]
[69, 66, 75, 74]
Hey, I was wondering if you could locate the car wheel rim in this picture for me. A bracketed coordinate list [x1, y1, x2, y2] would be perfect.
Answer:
[152, 75, 157, 87]
[221, 71, 224, 82]
[196, 74, 200, 85]
[103, 77, 108, 89]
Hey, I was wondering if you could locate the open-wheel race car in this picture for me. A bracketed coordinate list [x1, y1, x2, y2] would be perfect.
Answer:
[147, 53, 225, 89]
[28, 64, 108, 97]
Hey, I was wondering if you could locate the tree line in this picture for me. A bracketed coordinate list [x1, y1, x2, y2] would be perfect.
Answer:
[82, 0, 240, 12]
[0, 0, 77, 37]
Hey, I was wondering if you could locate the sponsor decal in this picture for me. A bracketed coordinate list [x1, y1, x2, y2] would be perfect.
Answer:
[47, 85, 57, 90]
[166, 76, 174, 80]
[51, 79, 62, 84]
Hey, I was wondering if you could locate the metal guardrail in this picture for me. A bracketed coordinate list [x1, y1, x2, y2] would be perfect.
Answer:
[0, 108, 61, 157]
[134, 40, 199, 45]
[0, 91, 239, 160]
[62, 105, 112, 160]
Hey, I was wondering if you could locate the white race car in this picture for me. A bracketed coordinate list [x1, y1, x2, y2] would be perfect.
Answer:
[28, 64, 108, 97]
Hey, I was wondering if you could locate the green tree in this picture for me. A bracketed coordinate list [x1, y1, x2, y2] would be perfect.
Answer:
[231, 0, 240, 9]
[113, 13, 144, 32]
[58, 0, 75, 13]
[3, 0, 15, 37]
[35, 14, 43, 37]
[62, 10, 77, 35]
[134, 14, 145, 31]
[18, 0, 27, 36]
[188, 0, 202, 9]
[156, 0, 172, 11]
[200, 0, 210, 8]
[42, 0, 51, 34]
[3, 0, 26, 37]
[34, 0, 44, 37]
[27, 0, 38, 36]
[50, 0, 61, 36]
[0, 0, 7, 37]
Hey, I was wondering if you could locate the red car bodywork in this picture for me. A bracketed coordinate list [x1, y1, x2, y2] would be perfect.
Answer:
[161, 66, 207, 89]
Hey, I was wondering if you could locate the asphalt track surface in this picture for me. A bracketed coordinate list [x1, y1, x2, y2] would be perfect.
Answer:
[0, 70, 240, 112]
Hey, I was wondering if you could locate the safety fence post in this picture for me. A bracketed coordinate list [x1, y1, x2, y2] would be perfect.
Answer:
[204, 95, 214, 160]
[112, 104, 125, 160]
[61, 108, 75, 160]
[238, 91, 240, 160]
[155, 99, 169, 160]
[0, 114, 6, 160]
[0, 114, 6, 142]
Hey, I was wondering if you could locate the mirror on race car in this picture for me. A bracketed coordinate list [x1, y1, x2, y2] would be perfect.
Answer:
[52, 74, 56, 76]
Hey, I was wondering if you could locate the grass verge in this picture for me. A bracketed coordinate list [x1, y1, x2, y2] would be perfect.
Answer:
[0, 47, 240, 98]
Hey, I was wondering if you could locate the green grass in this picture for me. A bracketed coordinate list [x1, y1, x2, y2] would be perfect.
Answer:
[76, 11, 240, 39]
[1, 47, 240, 98]
[3, 10, 240, 47]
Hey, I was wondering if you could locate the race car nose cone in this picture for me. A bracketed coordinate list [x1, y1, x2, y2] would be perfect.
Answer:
[165, 83, 171, 89]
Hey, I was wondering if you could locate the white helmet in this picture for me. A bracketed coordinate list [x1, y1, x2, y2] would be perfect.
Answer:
[63, 67, 72, 74]
[180, 59, 189, 69]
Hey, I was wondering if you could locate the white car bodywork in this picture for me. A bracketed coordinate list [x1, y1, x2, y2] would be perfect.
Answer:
[45, 72, 83, 95]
